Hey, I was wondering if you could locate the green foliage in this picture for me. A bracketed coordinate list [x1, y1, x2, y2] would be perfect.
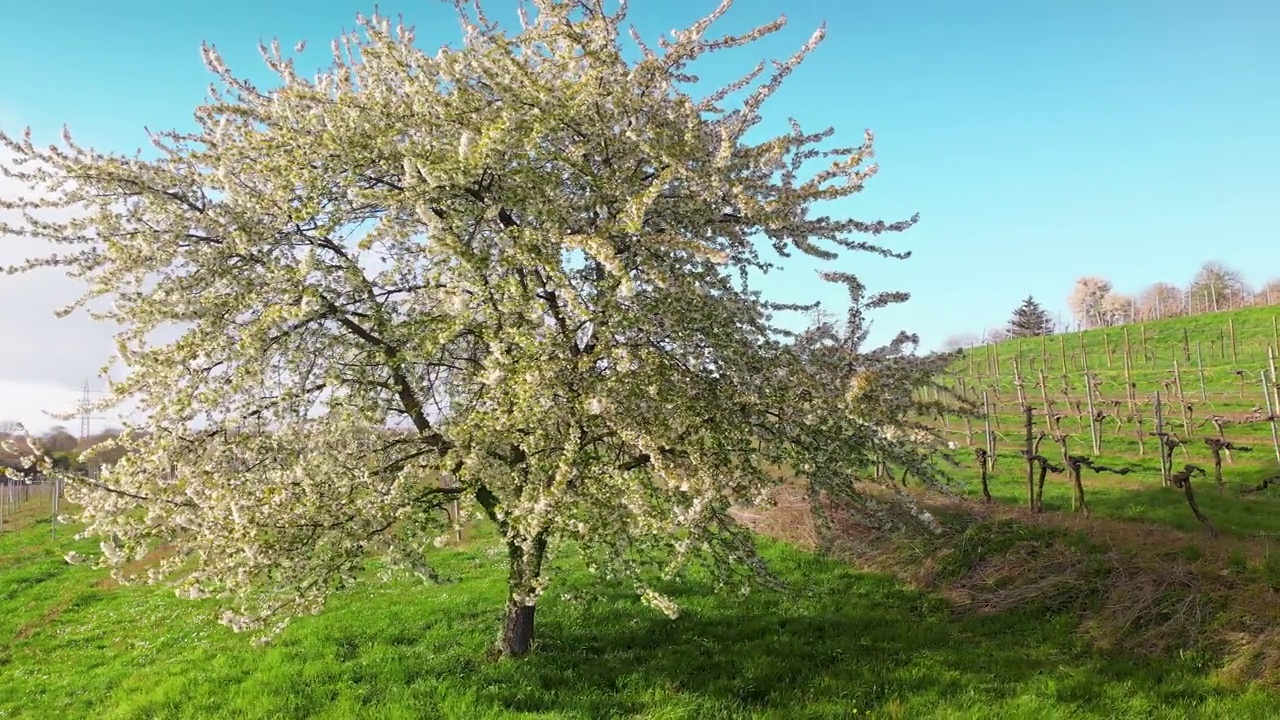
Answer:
[3, 511, 1279, 719]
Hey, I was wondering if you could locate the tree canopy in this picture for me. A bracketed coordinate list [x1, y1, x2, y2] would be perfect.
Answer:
[1007, 295, 1053, 338]
[1, 0, 948, 657]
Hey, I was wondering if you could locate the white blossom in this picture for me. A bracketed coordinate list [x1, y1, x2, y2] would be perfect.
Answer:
[0, 0, 946, 654]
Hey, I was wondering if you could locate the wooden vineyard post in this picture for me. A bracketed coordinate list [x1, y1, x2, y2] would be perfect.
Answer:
[960, 378, 974, 446]
[1173, 360, 1191, 436]
[1079, 346, 1092, 450]
[51, 476, 60, 541]
[1229, 318, 1238, 364]
[1195, 342, 1208, 401]
[1013, 357, 1028, 410]
[1103, 332, 1113, 367]
[1134, 406, 1146, 457]
[1273, 315, 1279, 355]
[1038, 368, 1052, 413]
[441, 472, 463, 543]
[983, 391, 995, 472]
[936, 385, 952, 434]
[1269, 346, 1280, 420]
[1140, 325, 1148, 364]
[1084, 372, 1101, 455]
[1123, 327, 1136, 414]
[1041, 334, 1049, 370]
[1154, 391, 1170, 486]
[1059, 335, 1068, 374]
[1265, 370, 1280, 465]
[1024, 404, 1035, 510]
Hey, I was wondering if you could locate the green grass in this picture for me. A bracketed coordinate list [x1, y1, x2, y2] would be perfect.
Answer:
[940, 447, 1280, 539]
[954, 305, 1280, 426]
[940, 306, 1280, 539]
[2, 503, 1280, 719]
[3, 310, 1278, 717]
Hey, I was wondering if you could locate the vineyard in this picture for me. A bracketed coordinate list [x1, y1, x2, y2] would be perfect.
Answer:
[935, 306, 1280, 537]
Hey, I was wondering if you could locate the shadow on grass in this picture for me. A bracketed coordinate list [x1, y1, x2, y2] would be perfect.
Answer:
[6, 520, 1276, 719]
[479, 544, 1252, 718]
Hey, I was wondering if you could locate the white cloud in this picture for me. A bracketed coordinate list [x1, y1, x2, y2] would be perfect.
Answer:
[0, 378, 98, 433]
[1, 126, 122, 425]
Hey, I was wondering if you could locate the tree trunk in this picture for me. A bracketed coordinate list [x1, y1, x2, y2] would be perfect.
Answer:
[498, 600, 536, 658]
[474, 484, 549, 660]
[494, 530, 548, 659]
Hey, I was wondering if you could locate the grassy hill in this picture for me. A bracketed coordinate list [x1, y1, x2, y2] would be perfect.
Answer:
[5, 502, 1280, 719]
[938, 306, 1280, 538]
[5, 307, 1280, 718]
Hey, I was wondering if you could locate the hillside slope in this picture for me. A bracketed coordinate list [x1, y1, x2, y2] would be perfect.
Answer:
[936, 306, 1280, 538]
[4, 505, 1280, 719]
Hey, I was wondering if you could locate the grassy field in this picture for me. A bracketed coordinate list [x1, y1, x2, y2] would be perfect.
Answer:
[939, 306, 1280, 539]
[5, 307, 1280, 717]
[3, 500, 1280, 719]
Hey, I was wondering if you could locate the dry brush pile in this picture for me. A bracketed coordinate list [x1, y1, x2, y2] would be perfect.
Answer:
[735, 481, 1280, 688]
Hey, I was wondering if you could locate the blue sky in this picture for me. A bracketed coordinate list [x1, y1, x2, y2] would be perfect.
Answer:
[2, 0, 1279, 427]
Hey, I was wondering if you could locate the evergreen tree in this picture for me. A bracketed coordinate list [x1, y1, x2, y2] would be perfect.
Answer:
[1008, 296, 1054, 337]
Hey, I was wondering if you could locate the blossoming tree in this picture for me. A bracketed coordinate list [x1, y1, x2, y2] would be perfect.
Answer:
[1, 0, 949, 657]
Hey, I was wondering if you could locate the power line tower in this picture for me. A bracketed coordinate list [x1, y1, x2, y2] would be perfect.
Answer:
[78, 380, 104, 441]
